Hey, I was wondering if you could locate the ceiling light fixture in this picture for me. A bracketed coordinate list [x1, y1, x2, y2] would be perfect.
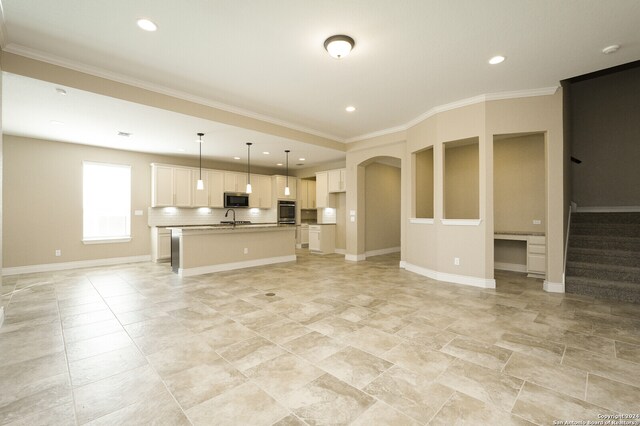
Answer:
[263, 151, 270, 155]
[277, 163, 283, 166]
[137, 18, 157, 32]
[489, 55, 506, 65]
[117, 131, 131, 137]
[299, 158, 306, 161]
[55, 88, 67, 96]
[246, 142, 253, 194]
[346, 106, 356, 112]
[284, 150, 291, 196]
[233, 156, 241, 160]
[50, 120, 64, 126]
[602, 44, 620, 54]
[324, 35, 355, 59]
[196, 133, 204, 190]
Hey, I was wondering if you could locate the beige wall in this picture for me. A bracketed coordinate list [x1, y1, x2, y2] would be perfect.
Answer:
[1, 67, 4, 320]
[3, 135, 276, 268]
[444, 141, 479, 219]
[335, 193, 346, 250]
[494, 134, 545, 233]
[365, 162, 401, 252]
[414, 148, 434, 218]
[494, 240, 527, 265]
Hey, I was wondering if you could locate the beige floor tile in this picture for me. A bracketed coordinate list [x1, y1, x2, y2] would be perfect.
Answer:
[512, 381, 613, 425]
[586, 374, 640, 413]
[285, 373, 375, 425]
[245, 352, 324, 399]
[271, 414, 306, 426]
[0, 374, 72, 426]
[61, 309, 116, 329]
[384, 342, 453, 380]
[360, 312, 411, 333]
[186, 381, 288, 426]
[437, 358, 523, 411]
[561, 330, 616, 356]
[282, 331, 347, 363]
[503, 352, 587, 400]
[147, 340, 221, 377]
[430, 391, 534, 426]
[255, 319, 311, 344]
[85, 388, 189, 426]
[113, 307, 169, 326]
[62, 319, 123, 344]
[68, 345, 147, 387]
[562, 346, 640, 387]
[307, 315, 364, 339]
[163, 359, 246, 410]
[4, 402, 76, 426]
[65, 330, 133, 362]
[0, 327, 65, 366]
[441, 336, 513, 371]
[615, 340, 640, 364]
[364, 365, 453, 422]
[73, 364, 164, 424]
[496, 332, 566, 363]
[343, 325, 402, 356]
[197, 320, 257, 351]
[318, 346, 393, 389]
[58, 301, 109, 318]
[219, 336, 286, 372]
[350, 401, 420, 426]
[235, 309, 283, 330]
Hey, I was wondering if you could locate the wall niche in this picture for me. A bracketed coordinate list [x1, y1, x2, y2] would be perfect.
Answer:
[443, 137, 479, 219]
[414, 147, 434, 218]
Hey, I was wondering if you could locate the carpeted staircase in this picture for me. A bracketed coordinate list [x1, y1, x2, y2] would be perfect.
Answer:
[565, 212, 640, 303]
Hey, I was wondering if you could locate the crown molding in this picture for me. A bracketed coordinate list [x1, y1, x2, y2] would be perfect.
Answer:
[0, 0, 7, 49]
[345, 86, 559, 143]
[3, 44, 347, 144]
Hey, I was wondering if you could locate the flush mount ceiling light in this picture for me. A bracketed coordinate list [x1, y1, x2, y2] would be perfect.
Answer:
[284, 150, 291, 196]
[246, 142, 253, 194]
[137, 18, 157, 32]
[345, 106, 356, 112]
[263, 151, 270, 155]
[489, 55, 506, 65]
[324, 35, 355, 59]
[298, 157, 306, 161]
[196, 133, 204, 190]
[233, 156, 241, 160]
[117, 131, 131, 137]
[55, 87, 67, 96]
[602, 44, 620, 54]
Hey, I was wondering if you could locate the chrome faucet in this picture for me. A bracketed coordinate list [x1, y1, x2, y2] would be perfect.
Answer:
[224, 209, 236, 227]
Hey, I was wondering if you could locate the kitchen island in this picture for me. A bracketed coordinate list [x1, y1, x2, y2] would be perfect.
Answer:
[168, 224, 296, 277]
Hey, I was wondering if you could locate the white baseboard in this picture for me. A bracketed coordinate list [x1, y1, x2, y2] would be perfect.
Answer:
[365, 247, 401, 257]
[179, 255, 296, 277]
[402, 262, 496, 289]
[334, 248, 346, 255]
[544, 279, 565, 293]
[296, 244, 302, 249]
[2, 255, 151, 276]
[575, 206, 640, 213]
[0, 306, 4, 329]
[494, 262, 527, 273]
[345, 254, 366, 262]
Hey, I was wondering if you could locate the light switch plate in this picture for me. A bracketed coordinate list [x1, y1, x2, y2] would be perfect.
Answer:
[533, 219, 541, 225]
[134, 210, 144, 216]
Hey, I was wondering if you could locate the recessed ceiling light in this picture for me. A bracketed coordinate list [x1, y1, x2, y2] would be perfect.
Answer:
[55, 88, 67, 96]
[602, 44, 620, 54]
[137, 18, 157, 32]
[277, 163, 283, 166]
[177, 148, 186, 152]
[324, 35, 355, 59]
[50, 120, 64, 126]
[489, 55, 506, 65]
[263, 151, 270, 155]
[298, 158, 306, 161]
[345, 106, 356, 112]
[233, 156, 241, 160]
[118, 131, 131, 137]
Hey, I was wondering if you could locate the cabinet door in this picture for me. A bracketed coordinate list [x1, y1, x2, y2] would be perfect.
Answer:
[158, 233, 171, 259]
[152, 165, 174, 207]
[308, 180, 316, 208]
[192, 169, 209, 207]
[288, 178, 297, 199]
[316, 172, 329, 208]
[309, 230, 321, 251]
[299, 180, 308, 209]
[237, 173, 248, 193]
[173, 168, 193, 207]
[328, 169, 341, 193]
[302, 227, 309, 244]
[339, 169, 346, 192]
[259, 175, 272, 208]
[208, 170, 224, 207]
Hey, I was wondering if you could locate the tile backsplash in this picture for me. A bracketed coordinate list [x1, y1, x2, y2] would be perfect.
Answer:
[148, 207, 277, 227]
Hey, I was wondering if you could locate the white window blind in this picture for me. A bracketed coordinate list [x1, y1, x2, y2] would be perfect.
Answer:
[83, 161, 131, 242]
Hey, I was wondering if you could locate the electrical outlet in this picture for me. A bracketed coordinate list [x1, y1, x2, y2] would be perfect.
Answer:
[243, 248, 249, 254]
[533, 219, 542, 225]
[55, 250, 61, 257]
[454, 257, 460, 266]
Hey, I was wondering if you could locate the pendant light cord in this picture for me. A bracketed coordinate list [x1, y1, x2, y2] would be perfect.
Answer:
[285, 150, 290, 187]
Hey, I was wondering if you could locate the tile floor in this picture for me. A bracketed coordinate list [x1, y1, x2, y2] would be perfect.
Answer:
[1, 251, 640, 425]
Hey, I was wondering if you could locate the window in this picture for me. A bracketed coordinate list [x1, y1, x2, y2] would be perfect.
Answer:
[83, 161, 131, 242]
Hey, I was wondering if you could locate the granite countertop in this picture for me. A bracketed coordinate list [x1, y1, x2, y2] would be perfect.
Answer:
[167, 223, 295, 232]
[494, 231, 545, 236]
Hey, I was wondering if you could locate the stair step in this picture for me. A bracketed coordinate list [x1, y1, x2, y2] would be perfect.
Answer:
[565, 276, 640, 304]
[568, 235, 640, 252]
[566, 261, 640, 284]
[567, 248, 640, 268]
[570, 223, 640, 238]
[572, 212, 640, 225]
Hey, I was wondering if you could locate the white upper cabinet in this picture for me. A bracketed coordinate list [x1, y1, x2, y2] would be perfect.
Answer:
[315, 171, 335, 208]
[224, 171, 248, 193]
[249, 174, 272, 208]
[151, 164, 192, 207]
[298, 179, 317, 209]
[328, 168, 346, 193]
[273, 175, 297, 200]
[208, 170, 225, 207]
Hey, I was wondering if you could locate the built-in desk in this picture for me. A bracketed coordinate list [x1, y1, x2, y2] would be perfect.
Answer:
[494, 232, 546, 278]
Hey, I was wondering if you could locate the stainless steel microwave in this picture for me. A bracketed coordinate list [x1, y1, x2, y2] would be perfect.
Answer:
[224, 192, 249, 208]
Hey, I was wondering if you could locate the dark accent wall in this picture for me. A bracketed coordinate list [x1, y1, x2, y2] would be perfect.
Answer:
[567, 63, 640, 207]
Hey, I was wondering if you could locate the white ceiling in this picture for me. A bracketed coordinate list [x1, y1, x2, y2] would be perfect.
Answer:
[1, 0, 640, 152]
[2, 73, 345, 169]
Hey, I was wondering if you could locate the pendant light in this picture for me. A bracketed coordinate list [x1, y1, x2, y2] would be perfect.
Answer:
[245, 142, 253, 194]
[196, 133, 204, 190]
[284, 150, 291, 196]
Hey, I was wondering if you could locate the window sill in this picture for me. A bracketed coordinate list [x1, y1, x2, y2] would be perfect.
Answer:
[440, 219, 482, 226]
[409, 218, 434, 224]
[82, 237, 131, 245]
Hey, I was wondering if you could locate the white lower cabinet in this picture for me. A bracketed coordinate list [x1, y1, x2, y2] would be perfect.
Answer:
[151, 227, 171, 262]
[309, 224, 335, 254]
[527, 235, 546, 277]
